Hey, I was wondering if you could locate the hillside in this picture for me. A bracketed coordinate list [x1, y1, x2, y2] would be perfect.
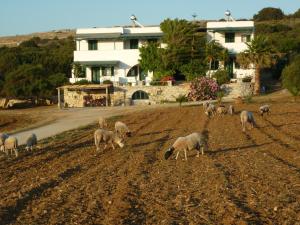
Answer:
[0, 29, 75, 47]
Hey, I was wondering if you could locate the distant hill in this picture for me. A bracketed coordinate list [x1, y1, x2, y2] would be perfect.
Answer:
[0, 29, 75, 47]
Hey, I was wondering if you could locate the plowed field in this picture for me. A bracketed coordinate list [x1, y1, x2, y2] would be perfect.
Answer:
[0, 101, 300, 224]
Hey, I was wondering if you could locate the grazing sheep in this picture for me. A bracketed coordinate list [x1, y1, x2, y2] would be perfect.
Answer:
[259, 105, 270, 116]
[99, 116, 108, 129]
[3, 136, 18, 157]
[228, 105, 235, 115]
[115, 121, 131, 138]
[216, 106, 227, 115]
[205, 104, 216, 117]
[164, 131, 208, 161]
[94, 129, 124, 151]
[25, 133, 37, 151]
[0, 133, 9, 153]
[203, 101, 210, 111]
[240, 110, 256, 132]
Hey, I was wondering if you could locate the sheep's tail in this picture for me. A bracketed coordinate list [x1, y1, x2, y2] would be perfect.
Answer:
[164, 147, 174, 160]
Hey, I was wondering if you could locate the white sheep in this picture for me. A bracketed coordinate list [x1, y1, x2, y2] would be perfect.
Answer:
[3, 136, 19, 157]
[99, 116, 108, 129]
[94, 129, 124, 151]
[205, 103, 216, 117]
[164, 131, 208, 161]
[115, 121, 132, 138]
[216, 106, 227, 115]
[259, 105, 270, 116]
[228, 105, 235, 115]
[0, 133, 9, 153]
[240, 110, 256, 132]
[25, 133, 37, 151]
[203, 101, 210, 111]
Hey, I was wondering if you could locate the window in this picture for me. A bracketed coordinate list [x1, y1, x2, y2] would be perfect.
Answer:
[88, 40, 98, 50]
[130, 39, 139, 49]
[211, 60, 219, 70]
[241, 34, 251, 43]
[132, 90, 149, 100]
[101, 66, 114, 76]
[225, 33, 235, 43]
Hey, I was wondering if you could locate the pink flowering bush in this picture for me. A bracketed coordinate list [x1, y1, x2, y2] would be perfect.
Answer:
[188, 77, 219, 101]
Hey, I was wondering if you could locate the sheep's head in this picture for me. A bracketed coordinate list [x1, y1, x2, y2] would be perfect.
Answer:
[114, 136, 124, 148]
[164, 147, 174, 160]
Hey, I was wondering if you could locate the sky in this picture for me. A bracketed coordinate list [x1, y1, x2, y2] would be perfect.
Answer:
[0, 0, 299, 37]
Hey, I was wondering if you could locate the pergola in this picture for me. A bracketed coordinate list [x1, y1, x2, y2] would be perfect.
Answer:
[57, 84, 113, 108]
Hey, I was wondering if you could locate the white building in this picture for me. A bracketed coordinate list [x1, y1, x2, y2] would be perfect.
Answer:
[70, 26, 163, 85]
[206, 20, 255, 81]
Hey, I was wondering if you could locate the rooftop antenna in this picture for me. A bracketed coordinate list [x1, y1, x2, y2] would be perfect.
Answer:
[225, 10, 235, 22]
[130, 14, 144, 27]
[192, 13, 197, 21]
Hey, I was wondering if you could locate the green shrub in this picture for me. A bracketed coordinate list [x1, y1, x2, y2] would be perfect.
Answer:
[74, 79, 92, 85]
[213, 70, 230, 85]
[242, 76, 252, 82]
[103, 80, 113, 85]
[175, 94, 188, 106]
[216, 91, 225, 104]
[281, 56, 300, 101]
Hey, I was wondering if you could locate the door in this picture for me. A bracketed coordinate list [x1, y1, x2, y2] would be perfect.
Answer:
[226, 58, 234, 79]
[92, 67, 100, 83]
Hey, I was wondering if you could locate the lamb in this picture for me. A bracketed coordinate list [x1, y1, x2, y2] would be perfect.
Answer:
[25, 133, 37, 151]
[259, 105, 270, 116]
[0, 133, 9, 153]
[205, 103, 216, 117]
[3, 136, 18, 157]
[94, 129, 124, 151]
[228, 105, 235, 115]
[240, 110, 256, 132]
[99, 116, 108, 129]
[164, 131, 208, 161]
[203, 101, 210, 111]
[216, 106, 227, 115]
[115, 121, 132, 138]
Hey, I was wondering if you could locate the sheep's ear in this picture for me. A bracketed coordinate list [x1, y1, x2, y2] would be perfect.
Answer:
[164, 148, 174, 160]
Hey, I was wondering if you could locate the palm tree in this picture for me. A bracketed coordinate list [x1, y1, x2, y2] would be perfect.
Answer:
[205, 40, 228, 76]
[237, 36, 275, 95]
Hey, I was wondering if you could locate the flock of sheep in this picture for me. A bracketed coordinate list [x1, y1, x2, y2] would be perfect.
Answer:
[0, 103, 270, 161]
[0, 133, 37, 157]
[164, 102, 270, 160]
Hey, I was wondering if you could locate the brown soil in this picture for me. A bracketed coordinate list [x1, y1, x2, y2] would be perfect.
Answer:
[0, 100, 299, 224]
[0, 106, 58, 133]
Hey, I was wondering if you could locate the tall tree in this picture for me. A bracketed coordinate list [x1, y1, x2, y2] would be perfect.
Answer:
[205, 40, 228, 76]
[237, 36, 276, 95]
[253, 7, 285, 21]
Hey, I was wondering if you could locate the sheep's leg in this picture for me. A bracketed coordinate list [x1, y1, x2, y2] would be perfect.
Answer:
[175, 151, 180, 160]
[111, 143, 115, 150]
[196, 151, 199, 158]
[104, 144, 107, 150]
[242, 121, 246, 132]
[201, 147, 204, 155]
[184, 149, 187, 161]
[14, 149, 18, 157]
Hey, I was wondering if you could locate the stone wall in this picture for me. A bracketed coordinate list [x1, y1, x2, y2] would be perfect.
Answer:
[113, 83, 190, 105]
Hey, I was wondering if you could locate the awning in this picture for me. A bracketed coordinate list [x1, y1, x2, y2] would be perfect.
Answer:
[74, 61, 119, 66]
[208, 27, 253, 32]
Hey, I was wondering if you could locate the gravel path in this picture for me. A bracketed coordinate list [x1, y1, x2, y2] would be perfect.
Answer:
[13, 105, 162, 145]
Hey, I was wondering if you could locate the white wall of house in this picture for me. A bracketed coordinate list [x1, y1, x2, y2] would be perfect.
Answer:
[71, 26, 162, 85]
[206, 20, 255, 80]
